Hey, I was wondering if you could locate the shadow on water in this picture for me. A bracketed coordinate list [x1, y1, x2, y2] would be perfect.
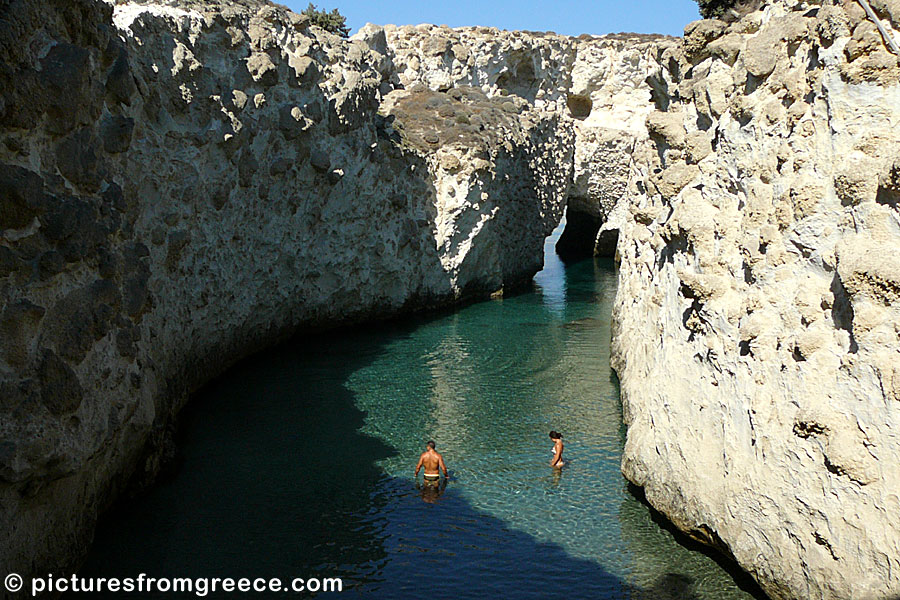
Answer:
[622, 485, 769, 600]
[76, 321, 731, 600]
[77, 334, 398, 586]
[76, 244, 769, 600]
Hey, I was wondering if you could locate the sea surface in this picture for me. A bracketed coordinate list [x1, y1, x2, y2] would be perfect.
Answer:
[77, 223, 763, 599]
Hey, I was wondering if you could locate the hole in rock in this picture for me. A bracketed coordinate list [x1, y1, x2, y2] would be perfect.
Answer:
[876, 185, 899, 210]
[830, 272, 858, 353]
[697, 112, 713, 131]
[496, 55, 538, 100]
[794, 420, 827, 438]
[646, 73, 671, 112]
[555, 201, 607, 262]
[566, 94, 593, 119]
[742, 261, 755, 284]
[595, 228, 619, 258]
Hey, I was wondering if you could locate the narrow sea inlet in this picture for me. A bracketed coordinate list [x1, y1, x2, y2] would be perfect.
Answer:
[77, 227, 760, 599]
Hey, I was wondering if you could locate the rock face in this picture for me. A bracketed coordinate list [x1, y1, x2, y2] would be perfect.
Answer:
[2, 0, 679, 582]
[562, 34, 681, 259]
[15, 1, 900, 598]
[612, 1, 900, 598]
[0, 0, 576, 581]
[377, 24, 678, 260]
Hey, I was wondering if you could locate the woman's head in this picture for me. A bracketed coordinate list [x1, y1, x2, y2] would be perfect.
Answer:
[549, 430, 562, 440]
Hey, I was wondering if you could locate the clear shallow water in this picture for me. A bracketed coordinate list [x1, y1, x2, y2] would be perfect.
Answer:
[77, 227, 763, 599]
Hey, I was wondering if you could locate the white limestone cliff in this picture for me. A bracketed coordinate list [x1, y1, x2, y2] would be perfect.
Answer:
[567, 34, 680, 256]
[612, 1, 900, 598]
[369, 24, 677, 258]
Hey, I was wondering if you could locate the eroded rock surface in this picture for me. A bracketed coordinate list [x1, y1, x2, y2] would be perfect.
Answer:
[375, 24, 678, 259]
[565, 34, 680, 258]
[11, 1, 900, 598]
[612, 1, 900, 598]
[0, 0, 574, 581]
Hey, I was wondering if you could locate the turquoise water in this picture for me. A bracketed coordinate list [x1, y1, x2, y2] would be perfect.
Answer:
[77, 227, 763, 599]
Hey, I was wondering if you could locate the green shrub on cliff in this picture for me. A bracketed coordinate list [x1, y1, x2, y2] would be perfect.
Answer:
[301, 3, 350, 38]
[693, 0, 737, 19]
[693, 0, 763, 20]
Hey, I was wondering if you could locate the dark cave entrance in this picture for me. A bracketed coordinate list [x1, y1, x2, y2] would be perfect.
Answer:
[554, 199, 618, 262]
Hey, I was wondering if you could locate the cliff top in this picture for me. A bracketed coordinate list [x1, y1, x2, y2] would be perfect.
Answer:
[108, 0, 278, 8]
[107, 0, 681, 40]
[381, 22, 681, 41]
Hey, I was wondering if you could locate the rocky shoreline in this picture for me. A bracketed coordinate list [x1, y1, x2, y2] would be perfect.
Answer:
[2, 0, 900, 598]
[0, 0, 578, 583]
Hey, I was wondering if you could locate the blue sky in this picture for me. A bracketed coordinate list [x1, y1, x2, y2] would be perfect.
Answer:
[280, 0, 702, 38]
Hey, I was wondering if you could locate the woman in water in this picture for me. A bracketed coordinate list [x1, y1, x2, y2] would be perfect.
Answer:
[549, 430, 564, 468]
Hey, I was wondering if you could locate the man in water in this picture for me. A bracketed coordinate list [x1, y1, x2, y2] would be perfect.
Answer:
[416, 477, 448, 503]
[414, 440, 448, 482]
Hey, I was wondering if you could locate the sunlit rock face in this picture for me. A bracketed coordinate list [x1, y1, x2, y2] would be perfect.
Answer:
[17, 1, 900, 598]
[611, 1, 900, 598]
[0, 0, 573, 579]
[565, 34, 679, 258]
[374, 24, 678, 260]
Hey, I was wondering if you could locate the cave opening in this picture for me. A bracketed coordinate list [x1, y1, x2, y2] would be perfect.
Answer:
[553, 199, 618, 263]
[876, 184, 899, 210]
[495, 55, 539, 100]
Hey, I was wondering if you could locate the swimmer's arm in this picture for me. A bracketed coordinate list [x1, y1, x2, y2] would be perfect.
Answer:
[439, 455, 448, 478]
[414, 454, 424, 477]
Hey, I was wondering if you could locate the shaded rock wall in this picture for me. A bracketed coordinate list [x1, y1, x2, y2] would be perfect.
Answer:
[612, 1, 900, 598]
[0, 0, 572, 581]
[22, 3, 897, 598]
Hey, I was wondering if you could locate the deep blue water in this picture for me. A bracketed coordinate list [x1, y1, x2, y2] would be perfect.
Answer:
[77, 224, 762, 599]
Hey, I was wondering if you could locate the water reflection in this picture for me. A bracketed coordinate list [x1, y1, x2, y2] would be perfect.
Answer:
[416, 478, 448, 504]
[427, 333, 473, 447]
[75, 233, 765, 600]
[533, 212, 567, 314]
[544, 465, 563, 492]
[345, 256, 762, 599]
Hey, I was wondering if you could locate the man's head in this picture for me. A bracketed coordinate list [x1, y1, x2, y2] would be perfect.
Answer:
[426, 440, 436, 450]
